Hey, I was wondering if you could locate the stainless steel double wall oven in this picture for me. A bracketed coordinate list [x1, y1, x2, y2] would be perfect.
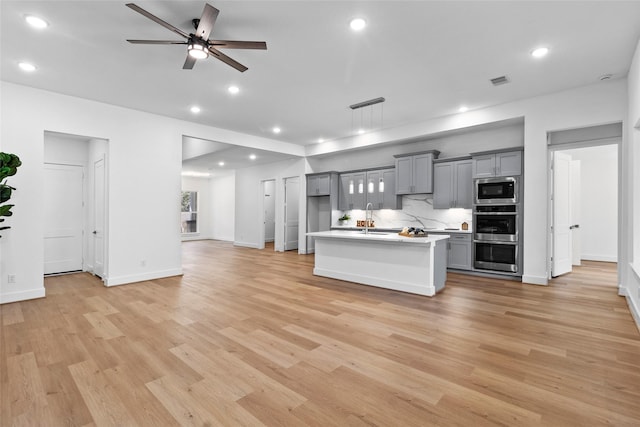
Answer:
[473, 176, 522, 274]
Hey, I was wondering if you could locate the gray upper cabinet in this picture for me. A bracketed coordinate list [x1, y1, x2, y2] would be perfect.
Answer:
[307, 173, 332, 196]
[472, 150, 522, 178]
[366, 168, 400, 210]
[394, 150, 440, 194]
[433, 158, 472, 209]
[338, 172, 366, 210]
[338, 168, 400, 210]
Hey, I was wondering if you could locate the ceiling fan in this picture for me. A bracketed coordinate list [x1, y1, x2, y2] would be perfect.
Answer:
[125, 2, 267, 72]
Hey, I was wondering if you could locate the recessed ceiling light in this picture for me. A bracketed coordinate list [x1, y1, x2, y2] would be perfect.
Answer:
[317, 138, 325, 143]
[357, 129, 365, 135]
[18, 62, 36, 72]
[228, 85, 240, 94]
[249, 154, 257, 160]
[25, 15, 48, 29]
[531, 47, 549, 58]
[218, 161, 225, 167]
[350, 18, 366, 31]
[190, 106, 201, 113]
[272, 126, 281, 134]
[181, 171, 210, 178]
[458, 106, 469, 113]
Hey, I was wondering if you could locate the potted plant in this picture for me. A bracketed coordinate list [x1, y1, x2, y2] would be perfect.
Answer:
[338, 213, 351, 224]
[0, 152, 22, 237]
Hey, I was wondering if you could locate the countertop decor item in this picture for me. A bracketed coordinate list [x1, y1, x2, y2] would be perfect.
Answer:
[398, 226, 427, 237]
[462, 222, 468, 230]
[0, 152, 22, 237]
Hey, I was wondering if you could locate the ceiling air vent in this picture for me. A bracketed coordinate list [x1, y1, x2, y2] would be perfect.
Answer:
[490, 75, 510, 86]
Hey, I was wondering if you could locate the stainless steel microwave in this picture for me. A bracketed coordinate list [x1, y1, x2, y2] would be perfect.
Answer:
[475, 177, 518, 204]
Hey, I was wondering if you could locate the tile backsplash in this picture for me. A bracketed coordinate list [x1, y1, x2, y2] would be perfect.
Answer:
[334, 194, 472, 230]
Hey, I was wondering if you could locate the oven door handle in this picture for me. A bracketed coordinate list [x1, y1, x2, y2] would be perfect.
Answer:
[473, 212, 518, 215]
[473, 240, 518, 245]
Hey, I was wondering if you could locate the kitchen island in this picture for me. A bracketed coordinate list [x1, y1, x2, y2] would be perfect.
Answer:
[306, 230, 449, 297]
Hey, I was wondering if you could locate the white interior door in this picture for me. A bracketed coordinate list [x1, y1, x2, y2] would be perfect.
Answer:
[284, 177, 299, 251]
[264, 180, 275, 242]
[552, 151, 572, 277]
[570, 160, 582, 266]
[44, 164, 84, 274]
[93, 156, 105, 278]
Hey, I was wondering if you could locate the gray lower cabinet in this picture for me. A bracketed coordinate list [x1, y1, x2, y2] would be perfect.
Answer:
[429, 232, 472, 270]
[447, 234, 472, 270]
[433, 159, 472, 209]
[338, 172, 366, 210]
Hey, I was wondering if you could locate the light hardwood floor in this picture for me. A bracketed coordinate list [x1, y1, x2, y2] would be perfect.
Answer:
[2, 240, 639, 426]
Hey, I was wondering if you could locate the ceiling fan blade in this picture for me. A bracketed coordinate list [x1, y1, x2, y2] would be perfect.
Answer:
[127, 40, 187, 45]
[126, 3, 189, 39]
[195, 4, 219, 41]
[209, 40, 267, 50]
[208, 47, 248, 72]
[183, 55, 197, 70]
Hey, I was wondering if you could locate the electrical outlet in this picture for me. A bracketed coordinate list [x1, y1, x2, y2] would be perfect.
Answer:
[7, 274, 16, 284]
[140, 260, 146, 267]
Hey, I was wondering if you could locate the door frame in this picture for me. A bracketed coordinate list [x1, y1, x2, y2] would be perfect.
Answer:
[547, 138, 621, 284]
[258, 179, 276, 250]
[92, 151, 109, 283]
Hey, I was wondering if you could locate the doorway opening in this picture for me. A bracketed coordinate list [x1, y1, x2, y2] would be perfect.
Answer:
[548, 123, 620, 283]
[43, 131, 108, 281]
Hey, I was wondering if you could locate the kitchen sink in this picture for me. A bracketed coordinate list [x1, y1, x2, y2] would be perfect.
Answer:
[359, 231, 390, 235]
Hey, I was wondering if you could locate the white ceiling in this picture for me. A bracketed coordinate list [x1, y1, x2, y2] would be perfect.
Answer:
[2, 1, 640, 165]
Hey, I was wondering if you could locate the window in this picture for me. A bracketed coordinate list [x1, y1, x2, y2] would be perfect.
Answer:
[181, 191, 198, 233]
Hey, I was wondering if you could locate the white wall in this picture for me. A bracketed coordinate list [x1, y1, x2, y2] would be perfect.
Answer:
[211, 171, 236, 242]
[623, 37, 640, 329]
[181, 176, 213, 241]
[564, 145, 618, 262]
[307, 122, 524, 172]
[0, 82, 301, 303]
[234, 158, 306, 251]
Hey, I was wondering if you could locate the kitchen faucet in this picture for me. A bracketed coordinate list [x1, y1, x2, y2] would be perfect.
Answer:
[365, 202, 373, 234]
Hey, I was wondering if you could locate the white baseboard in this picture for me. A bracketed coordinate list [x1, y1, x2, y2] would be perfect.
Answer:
[105, 268, 183, 287]
[626, 293, 640, 334]
[522, 275, 548, 285]
[0, 287, 46, 304]
[233, 241, 259, 249]
[581, 254, 618, 263]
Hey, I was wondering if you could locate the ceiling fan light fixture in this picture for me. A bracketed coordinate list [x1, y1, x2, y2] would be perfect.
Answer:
[188, 39, 209, 59]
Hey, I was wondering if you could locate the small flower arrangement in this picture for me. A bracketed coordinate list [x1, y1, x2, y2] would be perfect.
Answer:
[338, 213, 351, 221]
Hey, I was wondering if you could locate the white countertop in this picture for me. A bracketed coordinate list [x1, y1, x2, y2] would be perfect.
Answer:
[330, 225, 472, 234]
[307, 230, 450, 245]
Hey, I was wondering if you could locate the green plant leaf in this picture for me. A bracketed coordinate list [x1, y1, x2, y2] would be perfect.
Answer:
[0, 204, 14, 217]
